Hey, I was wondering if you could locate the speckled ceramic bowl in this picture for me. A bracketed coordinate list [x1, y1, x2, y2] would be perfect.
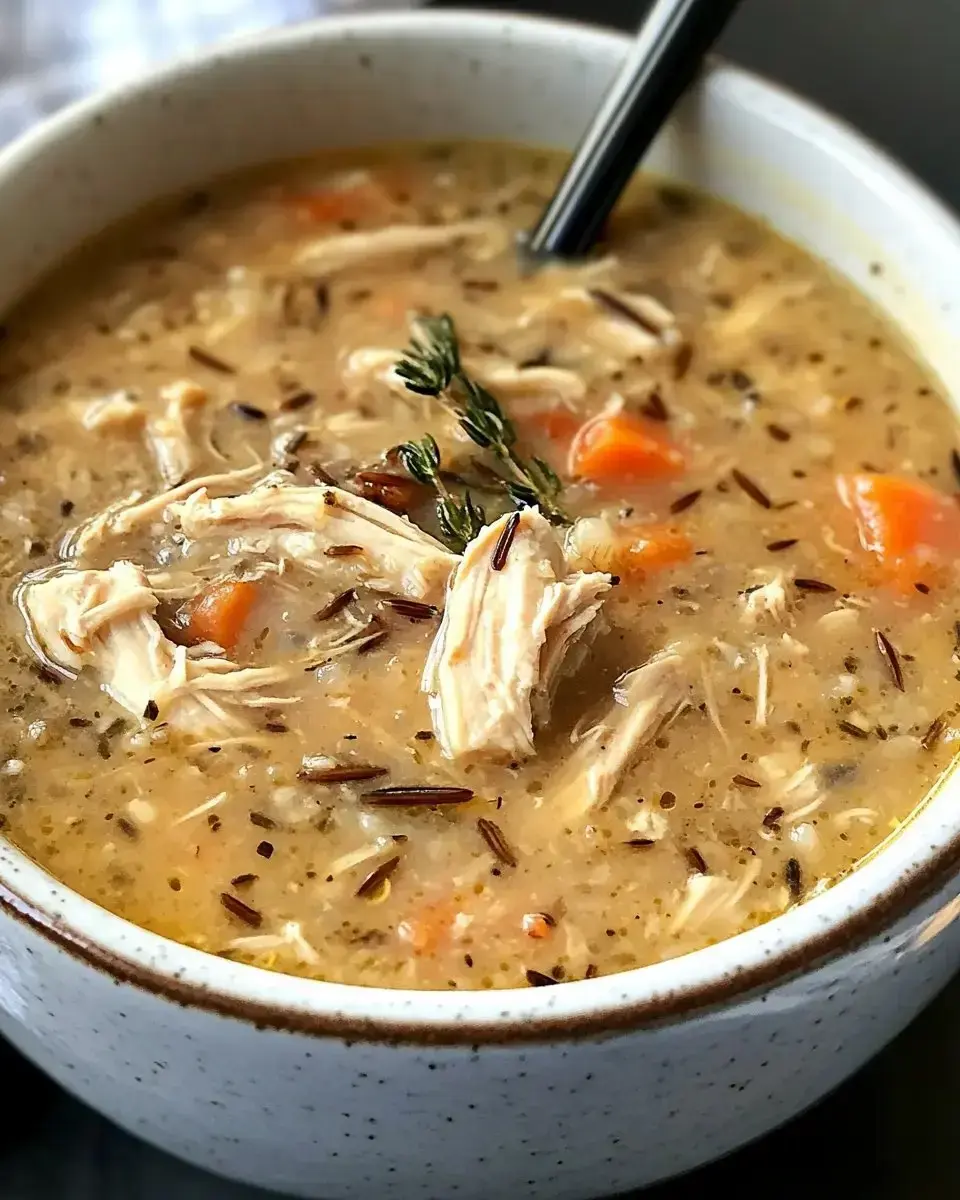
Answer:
[1, 12, 959, 1199]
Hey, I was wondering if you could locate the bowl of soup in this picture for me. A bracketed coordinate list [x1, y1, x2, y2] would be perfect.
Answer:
[0, 10, 959, 1197]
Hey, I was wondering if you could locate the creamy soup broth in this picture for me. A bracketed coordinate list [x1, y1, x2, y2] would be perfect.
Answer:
[0, 142, 956, 990]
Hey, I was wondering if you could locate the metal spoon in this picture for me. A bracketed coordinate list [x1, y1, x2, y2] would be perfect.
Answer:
[526, 0, 745, 262]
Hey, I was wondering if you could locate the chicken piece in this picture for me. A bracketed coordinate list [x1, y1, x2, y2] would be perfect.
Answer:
[76, 390, 144, 434]
[341, 348, 411, 401]
[556, 647, 693, 813]
[172, 482, 459, 606]
[742, 573, 791, 626]
[522, 287, 680, 360]
[341, 346, 586, 411]
[295, 220, 508, 275]
[422, 509, 612, 760]
[462, 360, 587, 406]
[63, 463, 266, 561]
[145, 379, 209, 486]
[17, 561, 293, 738]
[669, 861, 762, 936]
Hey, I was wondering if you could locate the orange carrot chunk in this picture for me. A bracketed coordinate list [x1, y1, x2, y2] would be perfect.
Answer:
[622, 525, 694, 576]
[519, 408, 583, 444]
[521, 912, 555, 939]
[285, 177, 383, 224]
[837, 473, 960, 589]
[397, 901, 459, 956]
[569, 411, 685, 483]
[184, 580, 259, 651]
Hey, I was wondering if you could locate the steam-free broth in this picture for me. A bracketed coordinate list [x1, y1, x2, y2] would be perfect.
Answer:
[0, 143, 957, 989]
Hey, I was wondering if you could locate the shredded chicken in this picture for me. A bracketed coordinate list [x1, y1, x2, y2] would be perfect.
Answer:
[422, 509, 612, 760]
[556, 647, 693, 813]
[464, 360, 587, 406]
[145, 379, 209, 486]
[342, 345, 586, 419]
[173, 482, 459, 605]
[754, 643, 771, 727]
[64, 463, 266, 561]
[341, 348, 411, 400]
[742, 573, 791, 626]
[17, 561, 293, 737]
[77, 390, 143, 434]
[669, 861, 762, 936]
[295, 220, 508, 275]
[522, 287, 680, 360]
[711, 279, 814, 339]
[224, 920, 320, 965]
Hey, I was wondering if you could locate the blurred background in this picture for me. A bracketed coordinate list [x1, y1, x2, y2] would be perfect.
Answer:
[1, 0, 959, 1197]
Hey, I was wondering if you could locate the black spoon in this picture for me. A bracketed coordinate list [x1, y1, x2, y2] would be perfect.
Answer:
[526, 0, 745, 261]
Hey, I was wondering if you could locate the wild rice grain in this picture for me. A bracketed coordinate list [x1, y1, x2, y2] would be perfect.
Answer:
[785, 858, 803, 899]
[298, 764, 388, 784]
[874, 629, 905, 691]
[731, 468, 772, 509]
[188, 344, 236, 374]
[356, 855, 401, 899]
[525, 968, 558, 987]
[280, 390, 316, 412]
[589, 288, 661, 335]
[381, 597, 439, 621]
[686, 847, 708, 874]
[491, 512, 521, 572]
[477, 817, 518, 868]
[640, 391, 670, 422]
[229, 401, 268, 422]
[669, 490, 702, 515]
[249, 811, 277, 830]
[363, 786, 474, 807]
[314, 589, 357, 622]
[794, 577, 837, 593]
[220, 892, 263, 928]
[922, 714, 946, 751]
[117, 817, 138, 840]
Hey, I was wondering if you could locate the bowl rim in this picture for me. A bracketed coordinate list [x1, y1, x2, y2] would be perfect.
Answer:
[2, 7, 959, 1046]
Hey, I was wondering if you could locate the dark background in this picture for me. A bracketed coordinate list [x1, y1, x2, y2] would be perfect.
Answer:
[2, 0, 960, 1195]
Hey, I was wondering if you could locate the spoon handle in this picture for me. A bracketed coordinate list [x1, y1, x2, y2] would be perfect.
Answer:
[526, 0, 744, 260]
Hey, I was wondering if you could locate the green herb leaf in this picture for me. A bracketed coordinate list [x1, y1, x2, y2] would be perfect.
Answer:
[397, 436, 485, 553]
[395, 314, 568, 522]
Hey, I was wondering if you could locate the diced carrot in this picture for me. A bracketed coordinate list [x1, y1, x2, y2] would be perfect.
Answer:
[285, 174, 387, 224]
[397, 902, 459, 956]
[184, 580, 259, 651]
[571, 517, 693, 580]
[622, 525, 694, 576]
[521, 912, 555, 939]
[519, 408, 583, 443]
[837, 473, 960, 590]
[568, 411, 685, 484]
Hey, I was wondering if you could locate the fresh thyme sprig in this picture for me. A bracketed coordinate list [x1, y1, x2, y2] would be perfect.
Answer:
[395, 314, 567, 523]
[397, 434, 485, 553]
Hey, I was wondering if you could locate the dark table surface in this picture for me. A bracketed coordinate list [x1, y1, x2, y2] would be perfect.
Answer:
[2, 1, 960, 1196]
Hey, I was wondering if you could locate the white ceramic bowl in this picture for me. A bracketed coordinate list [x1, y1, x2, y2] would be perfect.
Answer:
[1, 12, 959, 1198]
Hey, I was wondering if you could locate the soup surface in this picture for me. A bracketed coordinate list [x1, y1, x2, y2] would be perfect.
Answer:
[0, 143, 957, 991]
